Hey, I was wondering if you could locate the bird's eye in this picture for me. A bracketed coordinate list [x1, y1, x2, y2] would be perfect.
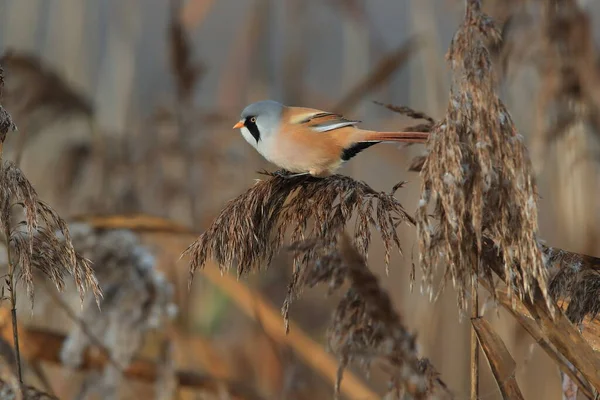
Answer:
[250, 117, 257, 123]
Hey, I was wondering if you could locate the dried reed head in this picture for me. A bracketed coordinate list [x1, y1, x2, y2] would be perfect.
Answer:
[184, 170, 414, 282]
[415, 1, 550, 313]
[0, 51, 93, 122]
[373, 101, 435, 134]
[288, 235, 448, 399]
[0, 65, 16, 145]
[545, 246, 600, 325]
[11, 226, 97, 299]
[417, 358, 450, 398]
[185, 171, 414, 333]
[0, 162, 101, 305]
[374, 102, 433, 171]
[60, 223, 176, 398]
[0, 106, 16, 146]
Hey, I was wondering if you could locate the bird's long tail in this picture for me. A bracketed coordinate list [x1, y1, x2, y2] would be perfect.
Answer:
[360, 130, 429, 144]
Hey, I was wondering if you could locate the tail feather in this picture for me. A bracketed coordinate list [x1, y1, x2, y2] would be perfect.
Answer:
[362, 131, 429, 144]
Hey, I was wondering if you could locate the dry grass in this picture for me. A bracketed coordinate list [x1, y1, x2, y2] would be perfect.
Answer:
[0, 63, 100, 307]
[10, 226, 96, 302]
[4, 1, 600, 399]
[288, 235, 451, 399]
[471, 317, 524, 399]
[65, 213, 417, 399]
[174, 2, 600, 398]
[62, 212, 600, 398]
[0, 64, 17, 147]
[480, 236, 600, 392]
[180, 159, 452, 398]
[415, 0, 549, 314]
[0, 60, 101, 390]
[545, 246, 600, 324]
[184, 170, 417, 339]
[180, 2, 600, 398]
[373, 101, 435, 134]
[184, 170, 414, 281]
[0, 163, 101, 306]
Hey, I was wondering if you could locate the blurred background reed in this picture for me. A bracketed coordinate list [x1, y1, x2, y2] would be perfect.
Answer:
[0, 0, 599, 399]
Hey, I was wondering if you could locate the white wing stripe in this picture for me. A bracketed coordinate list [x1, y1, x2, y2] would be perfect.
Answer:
[310, 121, 359, 132]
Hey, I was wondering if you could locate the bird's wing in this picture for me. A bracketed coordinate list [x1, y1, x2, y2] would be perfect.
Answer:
[287, 107, 361, 132]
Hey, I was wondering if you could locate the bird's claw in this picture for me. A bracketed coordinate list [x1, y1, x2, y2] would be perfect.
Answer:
[273, 170, 311, 180]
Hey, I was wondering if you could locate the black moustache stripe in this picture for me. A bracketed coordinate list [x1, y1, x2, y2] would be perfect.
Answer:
[245, 117, 261, 143]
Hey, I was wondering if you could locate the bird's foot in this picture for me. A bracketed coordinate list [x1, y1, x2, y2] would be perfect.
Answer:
[272, 170, 294, 178]
[279, 172, 311, 179]
[272, 169, 326, 180]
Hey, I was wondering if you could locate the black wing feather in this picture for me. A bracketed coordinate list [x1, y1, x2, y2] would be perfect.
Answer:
[340, 141, 380, 161]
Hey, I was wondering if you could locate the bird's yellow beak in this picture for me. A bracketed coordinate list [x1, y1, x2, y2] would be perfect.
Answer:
[233, 120, 244, 129]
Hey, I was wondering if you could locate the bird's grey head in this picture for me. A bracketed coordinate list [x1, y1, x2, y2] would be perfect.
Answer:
[233, 100, 284, 145]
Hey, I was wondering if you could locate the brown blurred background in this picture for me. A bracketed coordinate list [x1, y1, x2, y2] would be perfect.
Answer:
[1, 0, 600, 399]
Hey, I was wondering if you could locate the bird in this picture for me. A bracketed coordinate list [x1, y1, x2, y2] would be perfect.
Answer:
[233, 100, 429, 177]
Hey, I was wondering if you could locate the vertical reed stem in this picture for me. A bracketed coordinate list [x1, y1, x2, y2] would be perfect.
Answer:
[470, 280, 479, 400]
[5, 219, 22, 383]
